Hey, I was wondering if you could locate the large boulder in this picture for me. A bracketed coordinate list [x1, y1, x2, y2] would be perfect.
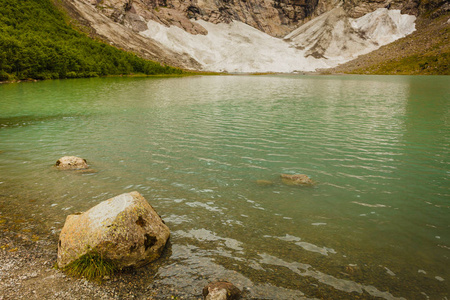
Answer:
[280, 174, 314, 186]
[57, 191, 170, 270]
[55, 156, 89, 170]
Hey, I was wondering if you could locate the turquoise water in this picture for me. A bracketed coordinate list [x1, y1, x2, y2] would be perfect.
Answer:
[0, 75, 449, 298]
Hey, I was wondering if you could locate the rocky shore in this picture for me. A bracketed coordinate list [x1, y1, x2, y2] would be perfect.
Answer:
[0, 225, 178, 299]
[0, 193, 198, 300]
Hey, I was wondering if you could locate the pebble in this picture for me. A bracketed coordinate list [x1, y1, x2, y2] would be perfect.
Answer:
[29, 271, 38, 278]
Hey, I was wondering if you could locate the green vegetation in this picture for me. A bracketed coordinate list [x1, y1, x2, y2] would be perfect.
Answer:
[0, 0, 183, 81]
[347, 52, 449, 75]
[63, 251, 118, 282]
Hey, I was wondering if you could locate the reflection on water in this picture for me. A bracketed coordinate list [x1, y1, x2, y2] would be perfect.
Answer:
[0, 75, 449, 298]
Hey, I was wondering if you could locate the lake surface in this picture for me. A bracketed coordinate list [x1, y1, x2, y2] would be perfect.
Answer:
[0, 75, 449, 299]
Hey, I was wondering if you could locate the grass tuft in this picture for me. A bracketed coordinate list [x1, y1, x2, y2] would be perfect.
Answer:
[63, 251, 118, 282]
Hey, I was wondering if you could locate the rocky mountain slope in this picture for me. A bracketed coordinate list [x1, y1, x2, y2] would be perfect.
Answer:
[82, 0, 432, 36]
[61, 0, 449, 73]
[325, 5, 450, 74]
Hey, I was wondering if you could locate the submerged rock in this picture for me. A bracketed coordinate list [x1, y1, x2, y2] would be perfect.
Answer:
[55, 156, 89, 170]
[57, 191, 170, 270]
[203, 281, 241, 300]
[256, 179, 274, 186]
[280, 174, 314, 186]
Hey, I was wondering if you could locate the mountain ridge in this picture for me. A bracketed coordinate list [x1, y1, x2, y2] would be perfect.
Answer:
[1, 0, 448, 77]
[60, 0, 449, 74]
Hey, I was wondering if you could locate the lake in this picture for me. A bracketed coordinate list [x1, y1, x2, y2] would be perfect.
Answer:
[0, 75, 448, 299]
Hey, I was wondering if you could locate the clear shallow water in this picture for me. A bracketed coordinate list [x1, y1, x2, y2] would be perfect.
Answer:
[0, 75, 449, 299]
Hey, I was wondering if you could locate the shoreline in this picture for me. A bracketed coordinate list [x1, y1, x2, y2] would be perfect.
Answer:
[0, 200, 154, 299]
[0, 221, 204, 300]
[2, 72, 444, 85]
[0, 193, 196, 300]
[0, 229, 174, 299]
[0, 220, 120, 299]
[0, 72, 220, 85]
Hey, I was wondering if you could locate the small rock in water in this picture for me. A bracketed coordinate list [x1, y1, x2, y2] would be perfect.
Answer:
[203, 281, 241, 300]
[280, 174, 314, 186]
[256, 180, 274, 186]
[55, 156, 89, 170]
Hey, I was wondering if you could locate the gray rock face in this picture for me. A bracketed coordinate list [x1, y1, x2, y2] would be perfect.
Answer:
[55, 156, 89, 170]
[61, 0, 203, 70]
[82, 0, 321, 37]
[57, 191, 170, 270]
[75, 0, 433, 38]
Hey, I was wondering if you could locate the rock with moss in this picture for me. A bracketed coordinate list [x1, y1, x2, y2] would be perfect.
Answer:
[55, 156, 89, 170]
[57, 191, 170, 271]
[280, 174, 314, 186]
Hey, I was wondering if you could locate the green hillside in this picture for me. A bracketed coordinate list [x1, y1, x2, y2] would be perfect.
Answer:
[0, 0, 183, 81]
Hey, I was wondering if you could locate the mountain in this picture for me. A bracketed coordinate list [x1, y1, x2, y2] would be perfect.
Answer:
[61, 0, 449, 74]
[284, 7, 416, 61]
[1, 0, 448, 77]
[324, 5, 450, 74]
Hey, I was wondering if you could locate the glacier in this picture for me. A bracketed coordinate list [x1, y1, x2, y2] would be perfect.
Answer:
[139, 8, 416, 73]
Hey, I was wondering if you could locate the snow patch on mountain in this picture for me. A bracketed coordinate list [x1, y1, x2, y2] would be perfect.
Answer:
[140, 8, 416, 73]
[141, 20, 332, 73]
[286, 7, 416, 62]
[351, 8, 416, 45]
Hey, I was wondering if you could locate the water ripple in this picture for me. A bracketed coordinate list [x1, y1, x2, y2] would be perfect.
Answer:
[1, 75, 449, 299]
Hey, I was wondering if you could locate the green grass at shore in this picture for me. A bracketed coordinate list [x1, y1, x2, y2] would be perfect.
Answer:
[347, 52, 449, 75]
[62, 250, 118, 282]
[0, 0, 184, 81]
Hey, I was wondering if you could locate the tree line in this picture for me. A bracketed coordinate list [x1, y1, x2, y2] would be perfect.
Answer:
[0, 0, 183, 81]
